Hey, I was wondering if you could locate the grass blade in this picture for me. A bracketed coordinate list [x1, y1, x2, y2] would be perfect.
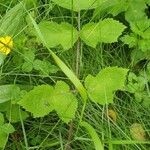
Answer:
[80, 121, 104, 150]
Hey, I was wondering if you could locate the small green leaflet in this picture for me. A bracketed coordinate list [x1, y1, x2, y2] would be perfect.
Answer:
[21, 49, 35, 72]
[21, 49, 59, 74]
[38, 21, 78, 50]
[5, 104, 29, 123]
[121, 19, 150, 52]
[80, 18, 126, 48]
[85, 67, 129, 105]
[126, 72, 150, 108]
[51, 0, 106, 11]
[0, 113, 15, 149]
[33, 59, 59, 75]
[0, 85, 20, 103]
[18, 81, 78, 123]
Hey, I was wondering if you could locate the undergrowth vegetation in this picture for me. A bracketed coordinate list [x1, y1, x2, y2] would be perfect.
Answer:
[0, 0, 150, 150]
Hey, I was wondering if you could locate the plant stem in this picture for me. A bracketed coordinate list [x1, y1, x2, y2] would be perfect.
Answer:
[76, 11, 81, 77]
[65, 10, 81, 150]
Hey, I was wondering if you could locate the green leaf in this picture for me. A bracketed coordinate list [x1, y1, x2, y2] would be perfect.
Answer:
[93, 0, 128, 19]
[85, 67, 128, 105]
[121, 34, 137, 48]
[0, 2, 25, 36]
[22, 62, 33, 72]
[130, 20, 150, 36]
[33, 59, 59, 75]
[121, 19, 150, 52]
[0, 85, 20, 104]
[131, 49, 150, 65]
[18, 82, 78, 123]
[6, 105, 29, 123]
[51, 0, 106, 11]
[138, 39, 150, 52]
[80, 18, 126, 48]
[51, 81, 78, 123]
[0, 102, 10, 112]
[0, 113, 4, 125]
[125, 0, 147, 23]
[0, 132, 8, 148]
[0, 113, 15, 149]
[0, 124, 15, 134]
[23, 50, 35, 62]
[0, 0, 36, 36]
[0, 124, 15, 148]
[18, 85, 54, 118]
[38, 21, 78, 50]
[80, 121, 104, 150]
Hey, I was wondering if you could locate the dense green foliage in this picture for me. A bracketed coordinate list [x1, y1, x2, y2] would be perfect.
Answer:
[0, 0, 150, 150]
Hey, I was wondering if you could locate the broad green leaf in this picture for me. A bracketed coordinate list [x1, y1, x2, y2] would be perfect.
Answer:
[80, 121, 104, 150]
[85, 67, 128, 105]
[80, 18, 126, 48]
[51, 81, 78, 123]
[0, 85, 20, 103]
[0, 0, 36, 36]
[0, 2, 25, 36]
[93, 0, 128, 19]
[51, 0, 106, 11]
[130, 20, 150, 36]
[125, 0, 147, 23]
[38, 21, 78, 50]
[18, 85, 54, 118]
[18, 82, 78, 123]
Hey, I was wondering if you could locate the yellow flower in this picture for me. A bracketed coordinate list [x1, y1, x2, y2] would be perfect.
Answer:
[0, 36, 13, 55]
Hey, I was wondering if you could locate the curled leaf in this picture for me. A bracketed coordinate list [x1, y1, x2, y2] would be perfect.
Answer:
[130, 123, 146, 141]
[107, 109, 117, 122]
